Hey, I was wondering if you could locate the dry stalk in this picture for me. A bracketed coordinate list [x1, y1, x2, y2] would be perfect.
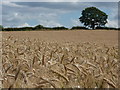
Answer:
[51, 69, 69, 83]
[40, 77, 56, 88]
[103, 78, 116, 88]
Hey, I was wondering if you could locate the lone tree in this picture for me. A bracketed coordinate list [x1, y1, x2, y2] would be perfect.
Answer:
[79, 7, 108, 29]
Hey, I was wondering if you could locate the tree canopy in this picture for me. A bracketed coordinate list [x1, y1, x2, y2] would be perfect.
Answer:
[79, 7, 108, 29]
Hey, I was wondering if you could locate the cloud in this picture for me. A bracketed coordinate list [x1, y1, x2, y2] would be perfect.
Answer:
[2, 2, 118, 28]
[14, 2, 83, 11]
[2, 3, 63, 27]
[39, 20, 63, 27]
[3, 0, 120, 2]
[2, 1, 24, 7]
[14, 2, 117, 11]
[89, 2, 118, 8]
[71, 19, 82, 26]
[0, 2, 2, 25]
[18, 22, 30, 27]
[106, 20, 118, 28]
[2, 11, 25, 27]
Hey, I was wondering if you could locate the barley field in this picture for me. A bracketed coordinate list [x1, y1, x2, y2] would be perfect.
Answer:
[1, 30, 119, 88]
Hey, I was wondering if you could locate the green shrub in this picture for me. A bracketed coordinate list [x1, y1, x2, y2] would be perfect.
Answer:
[71, 26, 88, 30]
[96, 27, 118, 30]
[52, 26, 68, 30]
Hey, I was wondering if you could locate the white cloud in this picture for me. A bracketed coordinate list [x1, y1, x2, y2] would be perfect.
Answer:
[38, 13, 57, 19]
[2, 1, 23, 7]
[71, 19, 83, 26]
[3, 22, 31, 28]
[2, 2, 118, 28]
[106, 20, 118, 28]
[3, 12, 22, 22]
[0, 1, 2, 25]
[36, 13, 63, 27]
[14, 13, 18, 16]
[18, 22, 30, 27]
[39, 20, 63, 27]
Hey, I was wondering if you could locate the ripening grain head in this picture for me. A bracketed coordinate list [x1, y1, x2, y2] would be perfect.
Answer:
[2, 35, 118, 88]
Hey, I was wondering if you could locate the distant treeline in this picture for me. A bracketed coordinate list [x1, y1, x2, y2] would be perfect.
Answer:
[71, 26, 120, 30]
[2, 25, 69, 31]
[96, 27, 119, 30]
[0, 25, 120, 31]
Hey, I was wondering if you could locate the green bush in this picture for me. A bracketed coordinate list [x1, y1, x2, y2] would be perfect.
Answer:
[96, 27, 118, 30]
[52, 26, 68, 30]
[71, 26, 88, 30]
[33, 25, 44, 30]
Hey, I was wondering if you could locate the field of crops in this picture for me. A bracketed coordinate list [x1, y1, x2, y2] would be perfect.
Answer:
[1, 30, 119, 88]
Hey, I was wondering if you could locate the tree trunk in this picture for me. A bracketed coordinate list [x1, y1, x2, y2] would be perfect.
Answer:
[91, 21, 95, 30]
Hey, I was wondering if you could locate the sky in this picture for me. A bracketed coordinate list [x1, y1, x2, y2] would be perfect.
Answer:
[1, 1, 119, 28]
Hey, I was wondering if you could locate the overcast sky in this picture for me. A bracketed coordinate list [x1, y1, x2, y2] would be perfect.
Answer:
[1, 1, 119, 28]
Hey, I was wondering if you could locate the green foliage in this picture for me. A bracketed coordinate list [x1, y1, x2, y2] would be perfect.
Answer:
[3, 27, 34, 31]
[33, 25, 44, 30]
[2, 25, 69, 31]
[71, 26, 88, 30]
[79, 7, 108, 29]
[96, 27, 118, 30]
[52, 26, 68, 30]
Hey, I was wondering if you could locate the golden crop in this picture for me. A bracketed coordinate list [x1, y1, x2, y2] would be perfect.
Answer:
[1, 36, 119, 88]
